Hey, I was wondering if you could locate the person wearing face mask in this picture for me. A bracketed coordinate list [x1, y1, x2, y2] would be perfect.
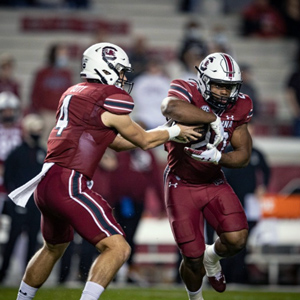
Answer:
[29, 43, 73, 147]
[0, 113, 46, 284]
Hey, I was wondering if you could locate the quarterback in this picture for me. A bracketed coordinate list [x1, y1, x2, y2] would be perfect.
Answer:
[162, 53, 253, 300]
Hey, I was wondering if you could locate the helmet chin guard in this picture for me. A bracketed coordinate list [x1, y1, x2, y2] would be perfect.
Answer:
[196, 52, 242, 110]
[80, 42, 134, 93]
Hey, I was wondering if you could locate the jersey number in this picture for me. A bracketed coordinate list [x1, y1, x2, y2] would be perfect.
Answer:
[55, 94, 72, 136]
[191, 130, 229, 151]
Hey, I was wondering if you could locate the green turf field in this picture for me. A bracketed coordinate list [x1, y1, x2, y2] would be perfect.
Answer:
[0, 287, 299, 300]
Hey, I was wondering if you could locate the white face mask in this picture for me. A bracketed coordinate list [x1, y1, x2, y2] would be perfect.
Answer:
[56, 55, 69, 68]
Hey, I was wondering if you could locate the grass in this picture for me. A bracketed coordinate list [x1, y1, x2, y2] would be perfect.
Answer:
[0, 287, 300, 300]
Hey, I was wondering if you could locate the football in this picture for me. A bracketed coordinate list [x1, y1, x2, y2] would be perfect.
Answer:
[171, 123, 209, 144]
[190, 124, 209, 144]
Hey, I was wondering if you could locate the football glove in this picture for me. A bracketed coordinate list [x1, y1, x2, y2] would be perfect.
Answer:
[184, 146, 221, 164]
[207, 116, 224, 149]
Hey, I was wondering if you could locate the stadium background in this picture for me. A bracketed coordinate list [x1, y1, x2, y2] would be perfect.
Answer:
[0, 0, 300, 294]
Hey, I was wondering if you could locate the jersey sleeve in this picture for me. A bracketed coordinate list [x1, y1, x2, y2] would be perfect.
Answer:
[103, 92, 134, 115]
[168, 79, 194, 103]
[236, 93, 253, 126]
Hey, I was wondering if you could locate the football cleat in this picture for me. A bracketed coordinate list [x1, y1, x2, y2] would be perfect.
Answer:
[203, 244, 226, 293]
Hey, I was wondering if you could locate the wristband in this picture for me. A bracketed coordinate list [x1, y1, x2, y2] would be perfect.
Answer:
[166, 125, 181, 140]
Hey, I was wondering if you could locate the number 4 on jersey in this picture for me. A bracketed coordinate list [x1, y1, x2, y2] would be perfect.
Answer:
[55, 94, 72, 136]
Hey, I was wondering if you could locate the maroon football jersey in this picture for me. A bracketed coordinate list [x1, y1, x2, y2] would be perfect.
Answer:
[165, 79, 253, 184]
[45, 82, 134, 179]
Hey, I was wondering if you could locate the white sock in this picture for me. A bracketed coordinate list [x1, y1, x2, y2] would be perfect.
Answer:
[207, 243, 222, 263]
[185, 285, 203, 300]
[80, 281, 105, 300]
[16, 281, 38, 300]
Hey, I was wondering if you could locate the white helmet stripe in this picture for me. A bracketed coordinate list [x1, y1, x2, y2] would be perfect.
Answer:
[221, 53, 234, 79]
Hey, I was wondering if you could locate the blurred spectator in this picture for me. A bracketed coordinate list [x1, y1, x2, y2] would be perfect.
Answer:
[112, 149, 165, 284]
[126, 35, 149, 82]
[272, 0, 300, 40]
[209, 24, 233, 55]
[178, 20, 208, 80]
[0, 53, 21, 99]
[92, 27, 110, 44]
[0, 114, 46, 283]
[179, 0, 202, 13]
[223, 0, 252, 14]
[29, 43, 73, 146]
[285, 48, 300, 136]
[241, 0, 286, 38]
[0, 91, 22, 210]
[0, 0, 38, 7]
[131, 58, 170, 129]
[63, 0, 89, 9]
[221, 123, 271, 283]
[239, 63, 260, 120]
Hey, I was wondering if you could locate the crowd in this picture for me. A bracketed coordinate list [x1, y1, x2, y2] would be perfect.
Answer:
[0, 2, 299, 300]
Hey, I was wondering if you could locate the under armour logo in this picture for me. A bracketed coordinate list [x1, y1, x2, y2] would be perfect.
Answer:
[168, 182, 178, 188]
[226, 115, 234, 120]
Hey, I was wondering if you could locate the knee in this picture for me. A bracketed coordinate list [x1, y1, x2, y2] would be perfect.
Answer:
[182, 255, 206, 277]
[120, 240, 131, 263]
[44, 241, 69, 259]
[96, 235, 131, 264]
[221, 229, 248, 254]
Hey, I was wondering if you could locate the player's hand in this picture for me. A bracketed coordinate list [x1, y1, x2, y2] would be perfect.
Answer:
[184, 146, 221, 164]
[207, 116, 224, 149]
[157, 118, 174, 129]
[175, 124, 203, 143]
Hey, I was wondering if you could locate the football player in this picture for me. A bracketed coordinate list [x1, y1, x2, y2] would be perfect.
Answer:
[11, 43, 224, 300]
[161, 52, 253, 300]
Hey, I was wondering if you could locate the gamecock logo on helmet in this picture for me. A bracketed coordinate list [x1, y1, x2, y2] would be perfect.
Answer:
[102, 46, 117, 61]
[200, 56, 215, 71]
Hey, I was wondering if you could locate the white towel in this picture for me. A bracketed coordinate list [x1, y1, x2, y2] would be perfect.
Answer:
[8, 162, 54, 207]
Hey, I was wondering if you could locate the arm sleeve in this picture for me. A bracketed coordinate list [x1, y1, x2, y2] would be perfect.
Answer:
[168, 79, 193, 103]
[103, 92, 134, 115]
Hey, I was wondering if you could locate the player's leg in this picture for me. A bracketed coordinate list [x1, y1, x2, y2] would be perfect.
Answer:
[23, 241, 69, 286]
[61, 171, 130, 299]
[179, 255, 206, 300]
[86, 234, 131, 286]
[165, 172, 205, 300]
[16, 241, 69, 300]
[79, 235, 131, 300]
[215, 229, 248, 257]
[16, 166, 75, 300]
[203, 182, 249, 292]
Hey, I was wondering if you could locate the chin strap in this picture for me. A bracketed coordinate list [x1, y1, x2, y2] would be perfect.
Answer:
[94, 69, 108, 84]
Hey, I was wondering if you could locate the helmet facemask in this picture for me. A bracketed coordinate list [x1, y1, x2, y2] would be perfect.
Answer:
[115, 64, 134, 94]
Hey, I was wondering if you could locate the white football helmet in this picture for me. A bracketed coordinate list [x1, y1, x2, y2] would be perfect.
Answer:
[80, 42, 133, 93]
[0, 91, 20, 123]
[0, 91, 20, 110]
[196, 52, 242, 110]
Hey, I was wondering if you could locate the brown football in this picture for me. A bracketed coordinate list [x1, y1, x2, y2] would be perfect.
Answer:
[190, 124, 209, 144]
